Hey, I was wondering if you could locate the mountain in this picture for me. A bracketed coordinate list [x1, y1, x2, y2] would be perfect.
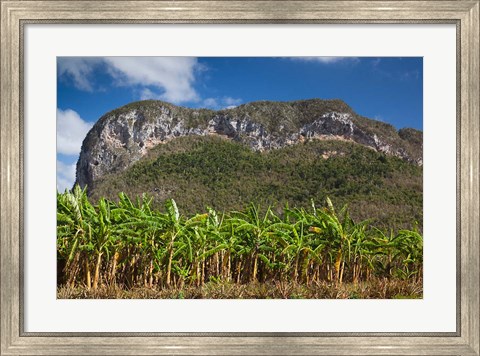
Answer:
[75, 99, 423, 229]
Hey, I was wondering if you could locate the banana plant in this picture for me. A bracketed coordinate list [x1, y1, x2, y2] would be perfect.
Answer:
[57, 185, 96, 288]
[57, 190, 423, 290]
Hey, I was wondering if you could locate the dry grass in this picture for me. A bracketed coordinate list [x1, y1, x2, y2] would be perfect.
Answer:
[57, 278, 422, 299]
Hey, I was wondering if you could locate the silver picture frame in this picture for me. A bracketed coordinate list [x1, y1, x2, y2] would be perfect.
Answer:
[1, 1, 478, 354]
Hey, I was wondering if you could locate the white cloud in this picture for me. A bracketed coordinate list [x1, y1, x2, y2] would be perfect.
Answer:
[56, 108, 93, 191]
[57, 160, 77, 192]
[203, 96, 242, 109]
[203, 98, 218, 108]
[105, 57, 200, 104]
[57, 108, 93, 156]
[140, 88, 160, 100]
[57, 57, 102, 91]
[289, 57, 359, 64]
[223, 97, 242, 106]
[58, 57, 201, 104]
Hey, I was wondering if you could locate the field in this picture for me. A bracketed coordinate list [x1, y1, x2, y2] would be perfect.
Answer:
[57, 186, 422, 299]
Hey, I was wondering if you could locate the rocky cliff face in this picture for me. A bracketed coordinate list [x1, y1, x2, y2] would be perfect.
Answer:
[76, 99, 422, 190]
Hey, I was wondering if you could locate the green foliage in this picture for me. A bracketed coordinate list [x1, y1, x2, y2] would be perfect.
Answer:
[57, 190, 422, 293]
[90, 136, 422, 231]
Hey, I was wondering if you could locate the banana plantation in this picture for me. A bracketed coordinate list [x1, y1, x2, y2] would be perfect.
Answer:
[57, 186, 423, 297]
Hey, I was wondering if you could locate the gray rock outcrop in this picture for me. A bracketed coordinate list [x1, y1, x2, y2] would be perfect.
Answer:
[76, 99, 422, 190]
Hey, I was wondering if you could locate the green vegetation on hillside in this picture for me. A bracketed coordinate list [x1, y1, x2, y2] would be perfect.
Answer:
[90, 136, 422, 231]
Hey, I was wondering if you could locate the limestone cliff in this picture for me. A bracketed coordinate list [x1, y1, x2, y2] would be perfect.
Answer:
[75, 99, 422, 190]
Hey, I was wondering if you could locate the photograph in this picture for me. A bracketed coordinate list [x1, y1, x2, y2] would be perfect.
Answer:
[56, 56, 424, 299]
[2, 0, 478, 353]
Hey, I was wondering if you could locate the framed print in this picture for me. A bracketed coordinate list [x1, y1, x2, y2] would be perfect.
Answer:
[54, 55, 425, 301]
[1, 1, 478, 355]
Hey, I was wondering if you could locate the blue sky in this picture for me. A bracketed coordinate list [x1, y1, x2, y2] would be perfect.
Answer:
[57, 56, 423, 191]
